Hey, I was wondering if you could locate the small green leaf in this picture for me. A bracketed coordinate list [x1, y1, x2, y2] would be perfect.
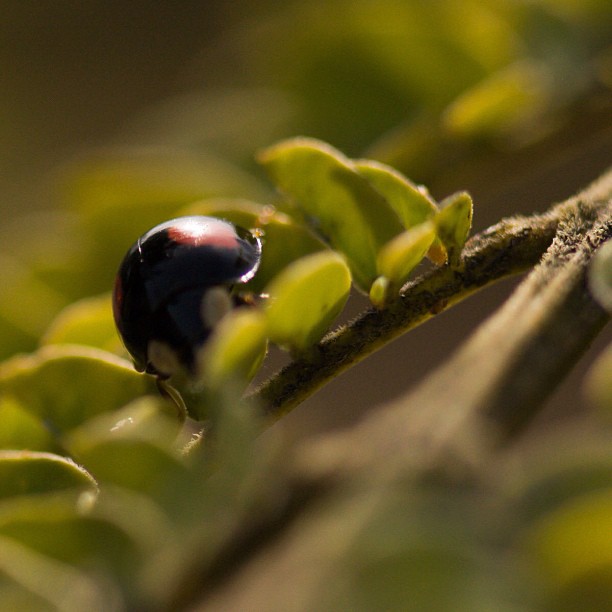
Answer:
[369, 276, 391, 310]
[354, 159, 438, 229]
[265, 251, 351, 351]
[0, 345, 153, 434]
[355, 159, 448, 268]
[0, 451, 96, 499]
[181, 198, 325, 291]
[589, 239, 612, 314]
[41, 293, 121, 354]
[435, 192, 473, 264]
[198, 308, 268, 392]
[376, 221, 436, 293]
[258, 137, 403, 291]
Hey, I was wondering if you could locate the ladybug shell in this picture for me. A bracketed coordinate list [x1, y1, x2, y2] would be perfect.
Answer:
[113, 216, 261, 376]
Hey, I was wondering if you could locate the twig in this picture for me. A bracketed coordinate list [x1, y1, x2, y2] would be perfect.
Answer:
[327, 170, 612, 478]
[252, 170, 612, 420]
[251, 210, 558, 419]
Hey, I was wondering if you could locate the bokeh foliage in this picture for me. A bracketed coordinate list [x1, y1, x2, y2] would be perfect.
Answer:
[0, 0, 610, 608]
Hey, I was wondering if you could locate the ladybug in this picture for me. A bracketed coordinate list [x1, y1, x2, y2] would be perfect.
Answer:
[113, 216, 262, 378]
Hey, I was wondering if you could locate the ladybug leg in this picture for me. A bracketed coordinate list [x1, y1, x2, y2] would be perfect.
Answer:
[155, 378, 188, 422]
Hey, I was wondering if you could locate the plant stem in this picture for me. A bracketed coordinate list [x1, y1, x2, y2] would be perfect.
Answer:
[251, 170, 612, 420]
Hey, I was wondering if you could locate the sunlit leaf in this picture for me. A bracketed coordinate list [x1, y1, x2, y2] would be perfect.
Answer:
[258, 137, 403, 291]
[0, 451, 96, 499]
[0, 345, 153, 434]
[265, 251, 351, 351]
[41, 293, 121, 354]
[353, 163, 445, 270]
[70, 436, 187, 499]
[197, 308, 268, 394]
[354, 159, 438, 229]
[65, 399, 187, 499]
[435, 192, 473, 264]
[64, 396, 181, 454]
[369, 276, 391, 310]
[376, 221, 436, 300]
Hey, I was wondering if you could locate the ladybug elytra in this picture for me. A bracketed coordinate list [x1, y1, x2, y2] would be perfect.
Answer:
[112, 216, 262, 378]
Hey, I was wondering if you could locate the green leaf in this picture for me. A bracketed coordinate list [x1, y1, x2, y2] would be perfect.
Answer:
[65, 396, 181, 453]
[0, 503, 137, 584]
[0, 397, 56, 452]
[265, 251, 351, 351]
[180, 198, 325, 292]
[589, 239, 612, 314]
[369, 276, 391, 310]
[354, 159, 438, 229]
[258, 137, 403, 291]
[442, 61, 551, 138]
[65, 399, 187, 498]
[376, 221, 436, 298]
[354, 161, 446, 270]
[0, 345, 153, 434]
[0, 253, 68, 360]
[198, 308, 268, 393]
[40, 293, 121, 354]
[435, 192, 473, 264]
[70, 438, 187, 500]
[0, 451, 96, 499]
[0, 535, 110, 611]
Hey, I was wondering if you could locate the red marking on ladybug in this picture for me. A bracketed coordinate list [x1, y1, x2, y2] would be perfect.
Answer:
[167, 217, 240, 249]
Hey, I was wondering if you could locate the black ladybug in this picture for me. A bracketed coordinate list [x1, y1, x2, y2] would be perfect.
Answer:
[113, 216, 262, 378]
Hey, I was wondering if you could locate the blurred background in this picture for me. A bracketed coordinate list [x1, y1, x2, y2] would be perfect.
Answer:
[1, 0, 611, 437]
